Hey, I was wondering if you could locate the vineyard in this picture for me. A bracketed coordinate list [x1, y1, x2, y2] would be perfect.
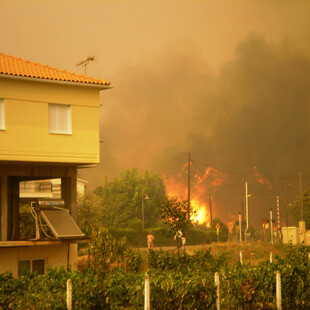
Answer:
[1, 242, 310, 309]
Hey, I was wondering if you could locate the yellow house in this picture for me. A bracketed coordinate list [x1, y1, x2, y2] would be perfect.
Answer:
[0, 53, 110, 276]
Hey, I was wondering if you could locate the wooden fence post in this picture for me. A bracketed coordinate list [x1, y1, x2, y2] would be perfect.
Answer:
[145, 273, 150, 310]
[66, 279, 72, 310]
[276, 271, 282, 310]
[214, 272, 220, 310]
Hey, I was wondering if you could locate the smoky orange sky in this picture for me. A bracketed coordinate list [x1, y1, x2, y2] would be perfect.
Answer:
[1, 0, 310, 227]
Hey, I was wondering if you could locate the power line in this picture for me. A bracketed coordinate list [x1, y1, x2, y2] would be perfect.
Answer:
[191, 159, 248, 177]
[191, 158, 310, 180]
[191, 161, 243, 188]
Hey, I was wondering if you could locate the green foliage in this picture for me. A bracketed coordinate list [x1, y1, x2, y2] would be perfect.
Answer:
[211, 218, 229, 242]
[0, 267, 144, 310]
[124, 249, 142, 272]
[19, 203, 35, 240]
[2, 245, 310, 308]
[79, 169, 166, 229]
[0, 267, 69, 309]
[220, 245, 310, 309]
[89, 227, 127, 273]
[147, 248, 228, 273]
[160, 197, 196, 234]
[288, 188, 310, 229]
[147, 249, 189, 271]
[77, 192, 103, 232]
[186, 228, 217, 244]
[106, 226, 216, 248]
[148, 269, 217, 309]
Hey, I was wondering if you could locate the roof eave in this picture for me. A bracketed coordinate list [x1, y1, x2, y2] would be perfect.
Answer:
[0, 73, 112, 90]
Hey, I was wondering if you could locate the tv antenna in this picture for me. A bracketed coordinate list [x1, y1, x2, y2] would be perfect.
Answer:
[76, 56, 94, 75]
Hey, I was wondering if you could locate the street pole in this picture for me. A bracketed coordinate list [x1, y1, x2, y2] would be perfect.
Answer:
[245, 182, 251, 242]
[188, 152, 191, 217]
[142, 188, 145, 230]
[142, 188, 150, 230]
[276, 196, 280, 241]
[298, 172, 304, 221]
[209, 195, 213, 227]
[238, 212, 242, 242]
[285, 184, 290, 243]
[270, 208, 274, 244]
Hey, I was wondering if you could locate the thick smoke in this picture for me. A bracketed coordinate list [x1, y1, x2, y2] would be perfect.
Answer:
[81, 34, 310, 227]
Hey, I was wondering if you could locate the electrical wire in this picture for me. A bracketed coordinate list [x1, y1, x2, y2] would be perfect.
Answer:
[191, 158, 310, 180]
[191, 161, 243, 188]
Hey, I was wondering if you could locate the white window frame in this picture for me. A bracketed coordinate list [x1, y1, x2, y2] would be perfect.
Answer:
[48, 103, 72, 135]
[0, 99, 5, 130]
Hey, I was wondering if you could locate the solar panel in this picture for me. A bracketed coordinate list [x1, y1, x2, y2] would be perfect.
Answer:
[40, 209, 85, 239]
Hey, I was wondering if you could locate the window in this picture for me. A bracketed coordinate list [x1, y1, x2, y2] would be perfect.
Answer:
[0, 99, 5, 130]
[18, 259, 45, 276]
[48, 103, 71, 134]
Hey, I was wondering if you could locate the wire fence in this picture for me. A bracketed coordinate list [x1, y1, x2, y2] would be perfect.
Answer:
[66, 271, 286, 310]
[3, 247, 309, 309]
[62, 248, 308, 309]
[144, 271, 282, 310]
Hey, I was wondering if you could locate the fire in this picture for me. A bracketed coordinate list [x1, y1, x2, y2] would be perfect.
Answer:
[190, 199, 208, 226]
[163, 174, 209, 225]
[163, 165, 225, 227]
[253, 167, 272, 190]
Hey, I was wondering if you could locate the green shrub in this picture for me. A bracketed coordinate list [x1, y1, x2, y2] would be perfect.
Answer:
[108, 227, 148, 247]
[108, 226, 217, 248]
[148, 269, 217, 309]
[2, 245, 310, 309]
[125, 249, 143, 272]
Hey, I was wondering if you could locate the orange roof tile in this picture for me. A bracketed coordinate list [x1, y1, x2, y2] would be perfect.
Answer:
[0, 53, 110, 87]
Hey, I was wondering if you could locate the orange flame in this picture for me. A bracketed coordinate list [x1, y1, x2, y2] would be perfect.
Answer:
[163, 166, 225, 226]
[253, 167, 272, 190]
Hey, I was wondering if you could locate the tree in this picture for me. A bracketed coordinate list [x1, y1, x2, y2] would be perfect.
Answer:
[87, 168, 166, 229]
[77, 192, 103, 233]
[160, 197, 196, 234]
[288, 188, 310, 229]
[211, 218, 229, 242]
[89, 227, 127, 273]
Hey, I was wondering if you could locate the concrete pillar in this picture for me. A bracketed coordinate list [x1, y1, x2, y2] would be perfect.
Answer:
[299, 221, 306, 244]
[68, 244, 78, 271]
[61, 172, 77, 220]
[0, 176, 8, 241]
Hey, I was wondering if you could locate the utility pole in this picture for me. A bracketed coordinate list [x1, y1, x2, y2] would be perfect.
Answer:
[285, 185, 289, 244]
[209, 195, 213, 227]
[270, 208, 274, 244]
[276, 196, 280, 242]
[245, 182, 251, 242]
[285, 185, 289, 228]
[142, 188, 145, 230]
[188, 152, 191, 217]
[141, 188, 150, 230]
[298, 172, 304, 221]
[238, 212, 242, 242]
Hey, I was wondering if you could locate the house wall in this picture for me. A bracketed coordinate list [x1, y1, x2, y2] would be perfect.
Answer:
[0, 244, 78, 278]
[0, 77, 101, 164]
